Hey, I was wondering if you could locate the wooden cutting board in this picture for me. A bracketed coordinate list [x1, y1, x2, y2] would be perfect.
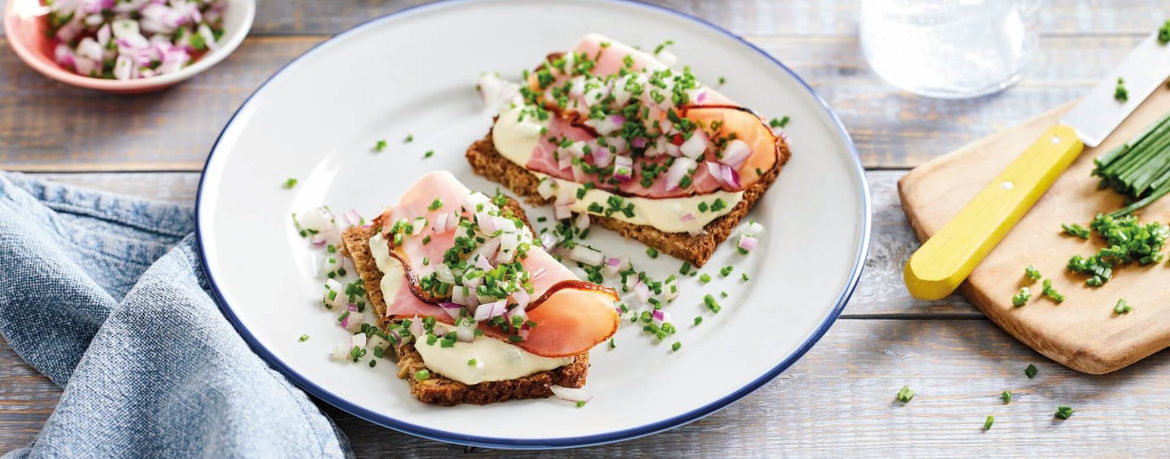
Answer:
[899, 86, 1170, 375]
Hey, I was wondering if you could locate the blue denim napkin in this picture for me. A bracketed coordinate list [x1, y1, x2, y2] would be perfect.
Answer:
[0, 172, 351, 458]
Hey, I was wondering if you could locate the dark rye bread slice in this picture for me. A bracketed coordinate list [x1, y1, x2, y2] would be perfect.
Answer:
[340, 205, 589, 406]
[466, 127, 791, 267]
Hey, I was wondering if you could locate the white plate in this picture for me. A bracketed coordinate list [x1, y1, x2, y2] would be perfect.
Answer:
[197, 0, 869, 449]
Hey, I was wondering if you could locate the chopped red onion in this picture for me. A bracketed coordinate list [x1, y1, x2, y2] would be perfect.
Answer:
[602, 257, 622, 277]
[555, 184, 577, 206]
[437, 303, 463, 321]
[554, 204, 573, 221]
[513, 290, 531, 309]
[569, 245, 604, 266]
[54, 44, 76, 68]
[592, 147, 613, 168]
[680, 213, 696, 222]
[409, 316, 424, 337]
[456, 320, 476, 343]
[652, 310, 671, 327]
[720, 139, 752, 169]
[434, 264, 456, 284]
[539, 233, 559, 250]
[738, 235, 758, 252]
[613, 155, 634, 181]
[342, 210, 361, 227]
[631, 137, 647, 149]
[507, 304, 528, 325]
[745, 221, 765, 235]
[571, 164, 587, 182]
[679, 129, 709, 159]
[664, 157, 697, 191]
[634, 281, 651, 304]
[537, 178, 557, 199]
[550, 385, 593, 404]
[470, 238, 500, 265]
[476, 211, 497, 233]
[706, 162, 741, 189]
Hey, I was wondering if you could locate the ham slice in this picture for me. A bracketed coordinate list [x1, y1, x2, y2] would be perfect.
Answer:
[519, 34, 781, 199]
[372, 171, 619, 358]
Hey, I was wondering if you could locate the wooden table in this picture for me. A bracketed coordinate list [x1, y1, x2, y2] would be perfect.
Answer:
[2, 0, 1168, 455]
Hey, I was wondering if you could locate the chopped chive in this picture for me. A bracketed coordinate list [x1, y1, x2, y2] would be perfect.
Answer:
[703, 294, 721, 313]
[1115, 77, 1128, 103]
[298, 334, 310, 342]
[404, 134, 414, 143]
[718, 76, 726, 85]
[576, 400, 586, 408]
[646, 247, 659, 258]
[896, 385, 915, 403]
[609, 337, 615, 349]
[428, 199, 443, 211]
[1001, 390, 1012, 403]
[424, 150, 434, 158]
[422, 235, 432, 245]
[415, 369, 430, 381]
[1055, 405, 1074, 419]
[741, 273, 750, 281]
[720, 266, 733, 277]
[374, 140, 387, 152]
[679, 262, 692, 275]
[1114, 298, 1132, 314]
[1041, 279, 1065, 303]
[699, 273, 711, 283]
[1012, 287, 1032, 307]
[1061, 223, 1090, 239]
[468, 359, 477, 366]
[769, 116, 790, 129]
[1025, 364, 1038, 379]
[369, 360, 377, 368]
[282, 178, 298, 189]
[1024, 265, 1041, 281]
[671, 341, 681, 352]
[983, 415, 994, 431]
[693, 316, 703, 325]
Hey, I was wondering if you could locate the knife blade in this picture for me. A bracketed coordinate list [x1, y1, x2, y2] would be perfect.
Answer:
[904, 30, 1170, 301]
[1062, 32, 1170, 148]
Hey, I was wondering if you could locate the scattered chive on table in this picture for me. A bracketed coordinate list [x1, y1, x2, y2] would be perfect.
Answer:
[1, 0, 1167, 455]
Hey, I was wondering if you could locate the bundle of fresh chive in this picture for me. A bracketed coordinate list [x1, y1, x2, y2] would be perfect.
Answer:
[1092, 113, 1170, 217]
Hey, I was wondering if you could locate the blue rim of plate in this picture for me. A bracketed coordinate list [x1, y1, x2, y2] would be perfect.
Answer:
[196, 0, 871, 450]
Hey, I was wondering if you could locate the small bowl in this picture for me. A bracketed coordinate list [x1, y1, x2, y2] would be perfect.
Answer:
[3, 0, 255, 94]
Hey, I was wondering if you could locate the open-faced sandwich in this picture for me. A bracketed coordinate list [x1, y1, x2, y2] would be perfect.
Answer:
[341, 171, 620, 406]
[467, 33, 790, 267]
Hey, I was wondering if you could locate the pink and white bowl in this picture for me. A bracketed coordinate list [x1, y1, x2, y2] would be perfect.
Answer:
[3, 0, 255, 94]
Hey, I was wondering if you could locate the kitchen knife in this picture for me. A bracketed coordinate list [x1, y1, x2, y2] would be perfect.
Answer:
[904, 30, 1170, 301]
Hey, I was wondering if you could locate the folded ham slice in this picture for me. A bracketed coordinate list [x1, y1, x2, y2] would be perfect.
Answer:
[372, 171, 619, 358]
[518, 34, 782, 198]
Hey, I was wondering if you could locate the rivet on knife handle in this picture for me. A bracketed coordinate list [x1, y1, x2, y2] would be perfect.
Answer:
[904, 125, 1085, 300]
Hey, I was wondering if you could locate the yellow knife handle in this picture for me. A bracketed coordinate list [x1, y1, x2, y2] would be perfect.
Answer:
[904, 125, 1085, 300]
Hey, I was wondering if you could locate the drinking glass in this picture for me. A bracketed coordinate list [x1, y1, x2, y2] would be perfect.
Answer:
[860, 0, 1044, 99]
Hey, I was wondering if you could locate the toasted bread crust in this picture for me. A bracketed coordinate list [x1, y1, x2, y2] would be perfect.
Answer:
[341, 208, 589, 407]
[465, 127, 789, 267]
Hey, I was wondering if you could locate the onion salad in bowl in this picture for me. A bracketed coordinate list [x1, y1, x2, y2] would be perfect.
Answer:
[46, 0, 227, 80]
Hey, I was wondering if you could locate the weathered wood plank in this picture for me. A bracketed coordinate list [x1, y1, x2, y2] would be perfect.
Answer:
[2, 320, 1168, 455]
[21, 170, 972, 317]
[0, 34, 1146, 171]
[0, 0, 1165, 37]
[97, 0, 1170, 36]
